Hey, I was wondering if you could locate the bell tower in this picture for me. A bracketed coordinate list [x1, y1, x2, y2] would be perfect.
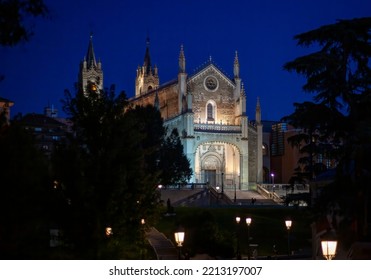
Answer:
[78, 34, 103, 94]
[135, 37, 159, 97]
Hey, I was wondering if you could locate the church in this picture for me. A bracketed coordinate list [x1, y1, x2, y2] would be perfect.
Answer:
[78, 36, 263, 190]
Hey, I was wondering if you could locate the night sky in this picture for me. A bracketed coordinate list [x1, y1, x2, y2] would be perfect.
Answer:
[1, 0, 370, 121]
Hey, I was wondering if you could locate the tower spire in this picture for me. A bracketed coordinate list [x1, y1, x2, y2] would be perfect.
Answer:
[135, 35, 159, 97]
[143, 36, 151, 74]
[79, 34, 103, 94]
[86, 33, 97, 69]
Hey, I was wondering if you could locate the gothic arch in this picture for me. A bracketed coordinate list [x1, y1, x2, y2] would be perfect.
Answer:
[194, 141, 241, 188]
[200, 152, 222, 170]
[205, 100, 217, 122]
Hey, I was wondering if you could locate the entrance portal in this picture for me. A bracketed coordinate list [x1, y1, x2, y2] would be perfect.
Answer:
[205, 170, 216, 187]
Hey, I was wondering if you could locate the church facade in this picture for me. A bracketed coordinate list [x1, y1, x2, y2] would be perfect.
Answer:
[79, 37, 263, 190]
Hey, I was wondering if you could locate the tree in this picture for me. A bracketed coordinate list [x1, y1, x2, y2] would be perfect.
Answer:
[0, 0, 49, 81]
[56, 84, 157, 258]
[283, 102, 344, 183]
[283, 17, 371, 245]
[55, 83, 191, 258]
[0, 115, 51, 259]
[0, 0, 49, 46]
[159, 128, 192, 185]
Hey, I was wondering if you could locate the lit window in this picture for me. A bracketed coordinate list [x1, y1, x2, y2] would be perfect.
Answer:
[91, 84, 97, 91]
[207, 103, 214, 121]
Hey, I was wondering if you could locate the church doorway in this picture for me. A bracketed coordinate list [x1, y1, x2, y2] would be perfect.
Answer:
[205, 169, 216, 187]
[194, 142, 241, 188]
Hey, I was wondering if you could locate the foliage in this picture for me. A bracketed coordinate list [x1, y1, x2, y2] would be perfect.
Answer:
[0, 116, 51, 259]
[283, 17, 371, 243]
[283, 101, 345, 183]
[0, 0, 49, 46]
[156, 207, 312, 259]
[54, 83, 191, 258]
[159, 128, 192, 185]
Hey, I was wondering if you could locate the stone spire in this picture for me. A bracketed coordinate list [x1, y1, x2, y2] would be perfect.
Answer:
[86, 33, 97, 69]
[255, 97, 261, 124]
[135, 36, 159, 97]
[233, 51, 241, 100]
[143, 36, 151, 74]
[177, 44, 187, 114]
[179, 44, 186, 73]
[79, 34, 103, 94]
[233, 50, 240, 79]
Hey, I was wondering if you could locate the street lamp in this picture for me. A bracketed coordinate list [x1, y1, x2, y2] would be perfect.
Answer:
[285, 219, 292, 257]
[235, 216, 241, 259]
[271, 173, 275, 186]
[174, 229, 185, 259]
[246, 217, 252, 259]
[141, 219, 146, 259]
[105, 227, 113, 237]
[321, 239, 337, 260]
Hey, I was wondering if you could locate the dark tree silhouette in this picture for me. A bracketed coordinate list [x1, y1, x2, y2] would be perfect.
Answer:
[283, 17, 371, 245]
[54, 83, 191, 258]
[0, 0, 49, 46]
[0, 116, 51, 259]
[159, 128, 192, 185]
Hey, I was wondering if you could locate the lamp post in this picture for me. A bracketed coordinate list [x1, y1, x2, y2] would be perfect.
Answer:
[234, 184, 237, 203]
[221, 172, 224, 195]
[174, 229, 185, 259]
[285, 220, 292, 257]
[321, 238, 337, 260]
[246, 217, 252, 259]
[271, 173, 275, 186]
[141, 219, 146, 259]
[235, 216, 241, 259]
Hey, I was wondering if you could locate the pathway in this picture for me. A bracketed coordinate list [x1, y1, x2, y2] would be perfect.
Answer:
[146, 227, 178, 260]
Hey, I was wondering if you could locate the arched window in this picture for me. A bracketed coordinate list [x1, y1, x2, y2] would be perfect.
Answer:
[207, 103, 214, 121]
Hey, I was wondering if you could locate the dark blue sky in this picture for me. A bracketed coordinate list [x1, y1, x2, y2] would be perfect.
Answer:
[1, 0, 370, 121]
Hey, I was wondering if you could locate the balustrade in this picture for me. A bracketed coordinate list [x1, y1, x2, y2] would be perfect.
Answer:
[194, 122, 241, 133]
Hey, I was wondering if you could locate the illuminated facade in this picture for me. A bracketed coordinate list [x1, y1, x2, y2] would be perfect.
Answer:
[79, 37, 264, 190]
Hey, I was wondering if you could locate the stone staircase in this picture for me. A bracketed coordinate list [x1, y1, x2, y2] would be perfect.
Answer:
[146, 227, 178, 260]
